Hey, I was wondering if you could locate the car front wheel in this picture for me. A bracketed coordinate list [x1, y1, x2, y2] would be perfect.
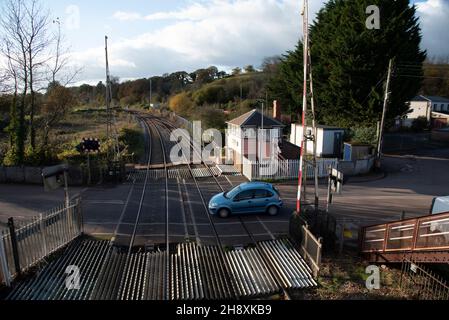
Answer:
[218, 208, 230, 218]
[267, 205, 279, 216]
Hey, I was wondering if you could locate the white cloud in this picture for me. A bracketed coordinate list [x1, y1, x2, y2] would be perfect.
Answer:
[73, 0, 447, 84]
[112, 11, 142, 21]
[416, 0, 449, 57]
[75, 0, 305, 83]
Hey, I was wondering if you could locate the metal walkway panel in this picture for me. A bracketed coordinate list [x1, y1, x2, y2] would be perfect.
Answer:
[259, 239, 317, 289]
[7, 240, 111, 300]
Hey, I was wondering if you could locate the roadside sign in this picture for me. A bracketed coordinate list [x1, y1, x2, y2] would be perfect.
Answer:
[77, 138, 101, 154]
[410, 263, 418, 273]
[331, 168, 344, 194]
[343, 229, 353, 239]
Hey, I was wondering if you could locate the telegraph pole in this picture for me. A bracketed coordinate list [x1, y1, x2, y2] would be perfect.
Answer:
[308, 46, 319, 211]
[296, 0, 309, 214]
[105, 36, 120, 163]
[376, 58, 393, 168]
[149, 78, 152, 107]
[105, 36, 111, 146]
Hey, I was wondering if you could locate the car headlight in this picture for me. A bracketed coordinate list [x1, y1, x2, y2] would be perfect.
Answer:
[209, 202, 218, 208]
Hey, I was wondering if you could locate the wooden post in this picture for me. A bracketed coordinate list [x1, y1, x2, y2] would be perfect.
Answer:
[326, 165, 332, 213]
[376, 58, 393, 168]
[7, 218, 21, 275]
[87, 152, 91, 185]
[339, 223, 345, 255]
[316, 237, 323, 267]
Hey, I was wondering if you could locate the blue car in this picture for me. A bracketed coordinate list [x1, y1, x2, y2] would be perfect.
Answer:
[208, 182, 283, 218]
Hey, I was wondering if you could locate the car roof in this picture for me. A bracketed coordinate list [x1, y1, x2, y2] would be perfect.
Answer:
[238, 182, 273, 190]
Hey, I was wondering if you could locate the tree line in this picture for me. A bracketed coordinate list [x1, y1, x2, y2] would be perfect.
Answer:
[71, 64, 266, 108]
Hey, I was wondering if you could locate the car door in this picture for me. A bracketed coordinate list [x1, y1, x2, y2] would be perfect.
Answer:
[252, 189, 272, 212]
[231, 190, 254, 214]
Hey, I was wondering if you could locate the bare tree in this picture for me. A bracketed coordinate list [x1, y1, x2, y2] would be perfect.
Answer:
[40, 83, 75, 149]
[48, 17, 82, 86]
[0, 0, 29, 164]
[1, 0, 79, 164]
[22, 0, 52, 149]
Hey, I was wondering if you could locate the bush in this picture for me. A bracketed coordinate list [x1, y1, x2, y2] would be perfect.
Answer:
[196, 107, 225, 130]
[193, 85, 226, 105]
[349, 127, 378, 146]
[411, 116, 429, 132]
[118, 126, 145, 159]
[168, 92, 194, 117]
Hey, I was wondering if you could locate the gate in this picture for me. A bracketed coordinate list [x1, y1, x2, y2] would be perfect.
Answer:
[0, 198, 83, 286]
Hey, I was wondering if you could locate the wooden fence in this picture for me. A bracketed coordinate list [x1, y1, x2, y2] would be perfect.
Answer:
[242, 157, 338, 181]
[0, 198, 83, 286]
[289, 214, 323, 277]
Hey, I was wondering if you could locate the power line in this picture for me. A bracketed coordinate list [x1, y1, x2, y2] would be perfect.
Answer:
[394, 74, 449, 80]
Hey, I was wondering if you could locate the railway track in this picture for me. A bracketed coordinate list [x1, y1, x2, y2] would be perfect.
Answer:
[4, 112, 317, 300]
[151, 118, 223, 247]
[152, 116, 293, 299]
[111, 113, 171, 299]
[153, 117, 261, 245]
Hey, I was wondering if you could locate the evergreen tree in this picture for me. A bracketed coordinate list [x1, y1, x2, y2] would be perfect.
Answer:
[270, 0, 426, 127]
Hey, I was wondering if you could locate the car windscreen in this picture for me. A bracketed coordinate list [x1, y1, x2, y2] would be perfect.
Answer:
[224, 186, 241, 199]
[272, 186, 281, 196]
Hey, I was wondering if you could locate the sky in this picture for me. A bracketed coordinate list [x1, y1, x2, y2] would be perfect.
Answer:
[19, 0, 449, 85]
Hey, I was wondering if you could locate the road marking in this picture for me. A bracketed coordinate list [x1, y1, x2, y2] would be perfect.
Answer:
[113, 181, 135, 238]
[177, 177, 189, 240]
[183, 178, 201, 244]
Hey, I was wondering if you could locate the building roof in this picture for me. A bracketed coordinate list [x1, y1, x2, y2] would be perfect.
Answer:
[227, 109, 284, 128]
[411, 95, 449, 103]
[279, 141, 301, 160]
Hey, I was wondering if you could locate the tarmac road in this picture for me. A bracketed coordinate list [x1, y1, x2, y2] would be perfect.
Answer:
[1, 150, 448, 238]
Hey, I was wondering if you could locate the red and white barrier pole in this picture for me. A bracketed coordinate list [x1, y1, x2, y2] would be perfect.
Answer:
[297, 0, 309, 214]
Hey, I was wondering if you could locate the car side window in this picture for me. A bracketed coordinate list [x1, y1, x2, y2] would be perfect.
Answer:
[254, 189, 271, 198]
[234, 190, 254, 201]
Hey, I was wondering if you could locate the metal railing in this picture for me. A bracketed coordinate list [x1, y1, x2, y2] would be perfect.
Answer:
[361, 211, 449, 254]
[242, 156, 338, 181]
[0, 198, 83, 286]
[400, 260, 449, 300]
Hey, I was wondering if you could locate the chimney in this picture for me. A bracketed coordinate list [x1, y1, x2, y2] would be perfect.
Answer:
[273, 100, 281, 121]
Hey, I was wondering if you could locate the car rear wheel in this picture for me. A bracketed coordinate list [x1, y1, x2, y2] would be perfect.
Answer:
[218, 208, 230, 218]
[267, 205, 279, 216]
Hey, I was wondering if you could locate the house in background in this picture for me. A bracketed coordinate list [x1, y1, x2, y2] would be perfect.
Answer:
[290, 124, 345, 158]
[400, 95, 449, 129]
[226, 102, 286, 170]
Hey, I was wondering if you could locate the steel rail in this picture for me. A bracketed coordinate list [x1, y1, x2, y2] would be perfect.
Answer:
[152, 118, 223, 248]
[126, 114, 153, 252]
[146, 118, 170, 300]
